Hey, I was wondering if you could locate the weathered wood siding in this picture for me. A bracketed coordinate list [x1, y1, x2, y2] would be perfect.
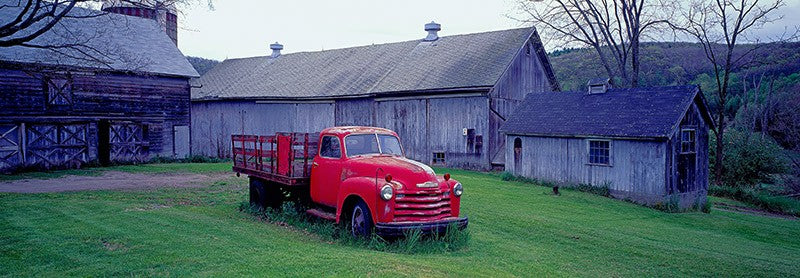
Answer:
[0, 67, 191, 172]
[506, 135, 668, 201]
[335, 98, 374, 126]
[193, 95, 492, 169]
[665, 101, 710, 207]
[372, 96, 489, 169]
[488, 37, 554, 165]
[191, 101, 335, 157]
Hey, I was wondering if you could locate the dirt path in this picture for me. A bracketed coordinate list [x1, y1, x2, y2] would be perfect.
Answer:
[0, 171, 233, 193]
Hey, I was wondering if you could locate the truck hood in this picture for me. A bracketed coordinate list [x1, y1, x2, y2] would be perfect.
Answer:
[345, 155, 441, 190]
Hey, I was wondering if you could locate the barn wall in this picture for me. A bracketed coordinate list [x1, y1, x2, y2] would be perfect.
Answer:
[0, 67, 191, 172]
[488, 37, 553, 165]
[191, 100, 335, 157]
[335, 98, 373, 126]
[193, 95, 492, 169]
[505, 135, 668, 203]
[374, 96, 489, 169]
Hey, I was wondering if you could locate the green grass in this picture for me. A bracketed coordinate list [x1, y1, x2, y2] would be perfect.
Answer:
[1, 166, 799, 276]
[0, 162, 231, 181]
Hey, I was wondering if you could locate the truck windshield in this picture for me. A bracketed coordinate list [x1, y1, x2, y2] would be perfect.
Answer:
[345, 134, 403, 157]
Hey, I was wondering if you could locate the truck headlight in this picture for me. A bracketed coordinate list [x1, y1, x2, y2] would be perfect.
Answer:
[453, 182, 463, 197]
[380, 184, 394, 200]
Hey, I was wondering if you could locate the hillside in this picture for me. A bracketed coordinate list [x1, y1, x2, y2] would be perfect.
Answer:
[548, 42, 800, 92]
[186, 56, 220, 76]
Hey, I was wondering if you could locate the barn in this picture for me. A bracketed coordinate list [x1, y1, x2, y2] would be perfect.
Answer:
[0, 6, 198, 172]
[501, 81, 714, 208]
[191, 22, 560, 170]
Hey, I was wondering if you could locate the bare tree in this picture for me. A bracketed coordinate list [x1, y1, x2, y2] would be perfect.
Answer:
[513, 0, 670, 87]
[668, 0, 787, 185]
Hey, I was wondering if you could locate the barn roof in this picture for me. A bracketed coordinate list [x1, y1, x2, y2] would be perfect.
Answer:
[191, 27, 558, 100]
[0, 5, 198, 78]
[500, 85, 713, 139]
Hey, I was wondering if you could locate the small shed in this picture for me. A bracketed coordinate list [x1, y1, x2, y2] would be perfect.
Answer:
[500, 82, 714, 208]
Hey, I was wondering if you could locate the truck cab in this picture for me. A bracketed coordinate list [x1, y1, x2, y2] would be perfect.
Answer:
[309, 126, 467, 237]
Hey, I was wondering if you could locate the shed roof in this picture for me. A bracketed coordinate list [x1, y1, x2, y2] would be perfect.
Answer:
[191, 27, 558, 100]
[500, 86, 713, 139]
[0, 5, 198, 78]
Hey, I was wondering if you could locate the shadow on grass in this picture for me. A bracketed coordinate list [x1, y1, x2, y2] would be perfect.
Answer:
[239, 202, 470, 254]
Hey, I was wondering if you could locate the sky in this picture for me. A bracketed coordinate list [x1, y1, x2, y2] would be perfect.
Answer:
[177, 0, 800, 61]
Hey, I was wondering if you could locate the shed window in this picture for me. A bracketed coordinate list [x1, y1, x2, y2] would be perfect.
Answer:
[588, 140, 610, 165]
[681, 129, 696, 154]
[319, 136, 341, 158]
[432, 152, 445, 165]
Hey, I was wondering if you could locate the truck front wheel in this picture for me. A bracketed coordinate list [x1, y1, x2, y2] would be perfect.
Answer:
[349, 200, 373, 238]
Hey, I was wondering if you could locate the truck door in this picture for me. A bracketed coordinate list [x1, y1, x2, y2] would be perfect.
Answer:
[310, 135, 344, 207]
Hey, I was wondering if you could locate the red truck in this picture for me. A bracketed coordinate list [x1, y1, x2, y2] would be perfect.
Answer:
[232, 126, 467, 237]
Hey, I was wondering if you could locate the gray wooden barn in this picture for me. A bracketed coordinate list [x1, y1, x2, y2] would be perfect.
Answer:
[501, 82, 713, 208]
[0, 6, 198, 172]
[191, 22, 560, 169]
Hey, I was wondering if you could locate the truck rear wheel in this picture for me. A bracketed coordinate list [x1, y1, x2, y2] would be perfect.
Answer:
[249, 177, 284, 210]
[349, 200, 373, 238]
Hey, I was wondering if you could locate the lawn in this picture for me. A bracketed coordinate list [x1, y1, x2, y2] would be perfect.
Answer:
[1, 163, 799, 277]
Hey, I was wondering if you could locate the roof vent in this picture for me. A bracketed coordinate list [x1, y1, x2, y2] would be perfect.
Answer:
[424, 21, 441, 41]
[587, 78, 612, 94]
[270, 42, 283, 58]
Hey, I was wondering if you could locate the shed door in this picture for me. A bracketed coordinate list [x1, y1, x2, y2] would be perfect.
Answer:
[173, 125, 190, 158]
[513, 138, 522, 174]
[677, 129, 697, 192]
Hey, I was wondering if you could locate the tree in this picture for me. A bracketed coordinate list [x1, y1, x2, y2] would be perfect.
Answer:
[668, 0, 790, 185]
[514, 0, 670, 87]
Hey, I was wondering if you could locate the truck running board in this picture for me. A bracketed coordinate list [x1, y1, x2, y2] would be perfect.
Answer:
[306, 208, 336, 221]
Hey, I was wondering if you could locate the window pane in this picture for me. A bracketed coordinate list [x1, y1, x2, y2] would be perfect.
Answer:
[345, 134, 379, 157]
[320, 136, 341, 158]
[378, 135, 403, 156]
[589, 140, 611, 165]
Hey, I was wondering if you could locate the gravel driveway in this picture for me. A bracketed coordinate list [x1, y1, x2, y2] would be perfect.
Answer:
[0, 171, 232, 193]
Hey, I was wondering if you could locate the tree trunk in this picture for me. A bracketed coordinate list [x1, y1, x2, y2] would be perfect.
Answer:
[714, 111, 726, 185]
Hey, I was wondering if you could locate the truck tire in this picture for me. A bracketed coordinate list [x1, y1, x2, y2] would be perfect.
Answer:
[349, 200, 373, 238]
[249, 177, 268, 209]
[249, 178, 284, 210]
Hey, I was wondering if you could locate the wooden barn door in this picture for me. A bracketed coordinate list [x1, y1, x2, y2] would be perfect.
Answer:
[109, 122, 148, 163]
[25, 123, 89, 169]
[0, 124, 23, 171]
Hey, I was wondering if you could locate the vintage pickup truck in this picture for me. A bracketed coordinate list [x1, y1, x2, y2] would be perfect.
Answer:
[232, 126, 468, 237]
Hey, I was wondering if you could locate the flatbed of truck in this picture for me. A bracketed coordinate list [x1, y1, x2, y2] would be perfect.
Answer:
[231, 133, 318, 186]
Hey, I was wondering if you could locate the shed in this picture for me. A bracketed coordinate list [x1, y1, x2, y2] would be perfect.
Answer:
[0, 6, 199, 172]
[500, 83, 714, 208]
[191, 23, 560, 170]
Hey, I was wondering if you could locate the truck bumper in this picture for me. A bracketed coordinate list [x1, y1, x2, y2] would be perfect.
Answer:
[374, 217, 468, 237]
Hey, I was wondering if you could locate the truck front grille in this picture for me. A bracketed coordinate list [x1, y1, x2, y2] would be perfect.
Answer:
[394, 189, 451, 222]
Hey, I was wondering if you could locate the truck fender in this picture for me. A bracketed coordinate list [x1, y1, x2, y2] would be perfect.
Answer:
[335, 176, 378, 224]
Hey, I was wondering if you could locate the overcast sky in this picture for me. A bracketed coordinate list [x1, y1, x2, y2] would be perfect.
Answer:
[178, 0, 800, 61]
